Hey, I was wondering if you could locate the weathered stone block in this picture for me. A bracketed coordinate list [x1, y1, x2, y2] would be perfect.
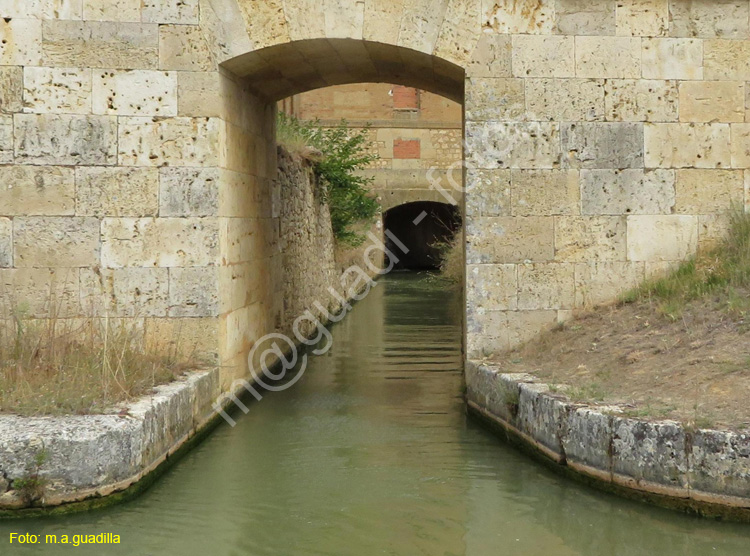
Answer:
[465, 168, 511, 217]
[0, 267, 80, 317]
[575, 36, 641, 78]
[679, 81, 744, 123]
[14, 217, 99, 268]
[517, 263, 576, 310]
[612, 418, 689, 489]
[561, 122, 643, 169]
[177, 71, 222, 118]
[101, 218, 219, 268]
[23, 67, 92, 115]
[581, 169, 675, 215]
[466, 216, 554, 264]
[698, 213, 731, 250]
[117, 117, 220, 167]
[517, 382, 568, 454]
[0, 116, 13, 163]
[168, 267, 219, 317]
[0, 165, 74, 215]
[81, 267, 169, 317]
[482, 0, 554, 34]
[92, 70, 177, 116]
[0, 19, 42, 65]
[0, 0, 82, 19]
[669, 0, 749, 39]
[398, 0, 447, 54]
[674, 169, 744, 214]
[506, 309, 558, 347]
[466, 263, 517, 311]
[466, 34, 511, 78]
[604, 79, 678, 122]
[76, 167, 159, 217]
[730, 124, 750, 168]
[526, 78, 604, 122]
[42, 21, 158, 69]
[465, 121, 561, 169]
[554, 216, 627, 262]
[704, 39, 750, 80]
[626, 215, 699, 261]
[555, 0, 615, 35]
[511, 169, 580, 216]
[159, 24, 214, 72]
[644, 123, 731, 168]
[574, 261, 645, 307]
[159, 168, 219, 217]
[511, 35, 575, 78]
[562, 408, 613, 471]
[82, 0, 141, 21]
[14, 114, 117, 165]
[0, 66, 23, 114]
[690, 430, 750, 499]
[615, 0, 667, 37]
[465, 78, 524, 121]
[142, 0, 199, 24]
[0, 217, 11, 267]
[642, 38, 703, 80]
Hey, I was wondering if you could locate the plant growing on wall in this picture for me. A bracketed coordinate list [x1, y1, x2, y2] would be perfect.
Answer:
[277, 113, 381, 246]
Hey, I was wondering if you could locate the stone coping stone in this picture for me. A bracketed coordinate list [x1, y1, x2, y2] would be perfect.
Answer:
[466, 361, 750, 521]
[0, 368, 221, 511]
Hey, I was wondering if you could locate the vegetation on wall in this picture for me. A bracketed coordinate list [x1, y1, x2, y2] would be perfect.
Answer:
[277, 112, 381, 246]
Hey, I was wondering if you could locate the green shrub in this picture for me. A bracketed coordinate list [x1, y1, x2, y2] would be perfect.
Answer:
[277, 112, 381, 246]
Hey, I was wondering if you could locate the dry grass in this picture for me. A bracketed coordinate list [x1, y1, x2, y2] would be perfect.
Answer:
[493, 209, 750, 430]
[0, 303, 203, 416]
[433, 229, 464, 287]
[621, 208, 750, 318]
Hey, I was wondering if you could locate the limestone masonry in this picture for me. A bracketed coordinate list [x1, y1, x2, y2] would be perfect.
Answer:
[0, 0, 748, 396]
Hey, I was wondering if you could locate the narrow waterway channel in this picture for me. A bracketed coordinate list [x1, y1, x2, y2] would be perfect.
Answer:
[2, 273, 750, 555]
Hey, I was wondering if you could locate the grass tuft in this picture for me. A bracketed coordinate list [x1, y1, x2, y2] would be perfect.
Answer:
[620, 209, 750, 317]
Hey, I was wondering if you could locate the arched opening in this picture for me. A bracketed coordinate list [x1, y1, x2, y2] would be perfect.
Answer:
[383, 201, 462, 271]
[223, 38, 465, 103]
[214, 38, 466, 382]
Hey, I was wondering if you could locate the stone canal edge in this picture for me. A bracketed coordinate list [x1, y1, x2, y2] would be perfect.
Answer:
[466, 361, 750, 523]
[1, 362, 750, 521]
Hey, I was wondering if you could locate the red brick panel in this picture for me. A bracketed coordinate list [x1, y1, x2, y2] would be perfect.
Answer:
[393, 86, 419, 110]
[393, 138, 421, 159]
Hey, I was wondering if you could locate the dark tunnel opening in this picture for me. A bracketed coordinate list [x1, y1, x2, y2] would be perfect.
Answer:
[384, 201, 462, 271]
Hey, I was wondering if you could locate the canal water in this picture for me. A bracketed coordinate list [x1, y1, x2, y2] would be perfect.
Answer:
[2, 273, 750, 555]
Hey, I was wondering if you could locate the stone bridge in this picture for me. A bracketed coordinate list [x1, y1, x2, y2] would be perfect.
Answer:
[1, 0, 748, 389]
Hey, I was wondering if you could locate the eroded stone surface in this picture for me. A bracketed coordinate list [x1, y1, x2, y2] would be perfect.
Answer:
[580, 169, 675, 215]
[14, 114, 117, 165]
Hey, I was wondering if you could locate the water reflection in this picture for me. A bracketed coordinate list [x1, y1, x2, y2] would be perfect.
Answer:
[1, 274, 749, 555]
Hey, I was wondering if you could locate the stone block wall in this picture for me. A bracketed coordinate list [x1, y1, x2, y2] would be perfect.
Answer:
[464, 1, 750, 358]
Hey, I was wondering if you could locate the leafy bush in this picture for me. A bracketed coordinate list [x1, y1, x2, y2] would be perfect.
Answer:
[277, 112, 381, 246]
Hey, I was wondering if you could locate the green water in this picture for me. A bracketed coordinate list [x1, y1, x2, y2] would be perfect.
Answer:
[2, 273, 750, 555]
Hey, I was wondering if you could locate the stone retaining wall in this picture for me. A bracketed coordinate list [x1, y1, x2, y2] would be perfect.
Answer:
[0, 147, 375, 514]
[466, 361, 750, 521]
[0, 369, 221, 512]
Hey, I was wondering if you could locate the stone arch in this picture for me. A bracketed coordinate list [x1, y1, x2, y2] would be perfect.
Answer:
[383, 201, 462, 270]
[203, 6, 475, 383]
[223, 39, 465, 103]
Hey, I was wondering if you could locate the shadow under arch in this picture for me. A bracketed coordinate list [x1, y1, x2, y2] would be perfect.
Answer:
[222, 38, 465, 103]
[384, 201, 462, 271]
